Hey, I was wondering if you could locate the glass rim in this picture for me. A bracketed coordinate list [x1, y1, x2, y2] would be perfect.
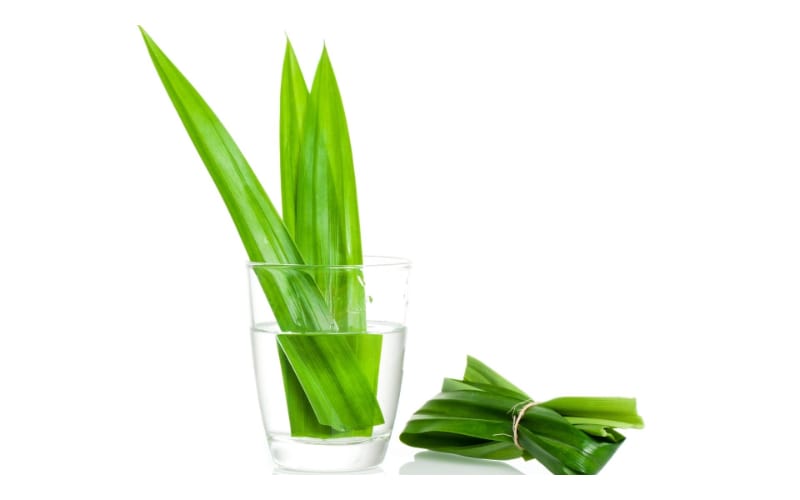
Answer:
[247, 255, 411, 270]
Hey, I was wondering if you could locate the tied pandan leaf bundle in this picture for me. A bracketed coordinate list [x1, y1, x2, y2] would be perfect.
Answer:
[140, 28, 382, 438]
[400, 356, 644, 474]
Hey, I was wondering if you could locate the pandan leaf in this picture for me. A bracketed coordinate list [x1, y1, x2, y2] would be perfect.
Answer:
[286, 45, 382, 436]
[279, 39, 308, 237]
[277, 333, 382, 431]
[463, 355, 528, 397]
[295, 46, 366, 329]
[140, 27, 329, 330]
[139, 27, 382, 433]
[400, 356, 644, 474]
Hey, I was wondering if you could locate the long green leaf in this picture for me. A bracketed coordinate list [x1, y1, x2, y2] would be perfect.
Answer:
[541, 397, 644, 428]
[276, 38, 320, 437]
[139, 27, 381, 432]
[400, 356, 643, 474]
[289, 45, 382, 436]
[140, 27, 330, 331]
[277, 333, 382, 431]
[279, 39, 308, 237]
[296, 47, 365, 328]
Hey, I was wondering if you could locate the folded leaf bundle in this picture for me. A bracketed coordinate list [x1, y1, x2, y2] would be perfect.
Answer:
[400, 356, 644, 474]
[140, 28, 381, 438]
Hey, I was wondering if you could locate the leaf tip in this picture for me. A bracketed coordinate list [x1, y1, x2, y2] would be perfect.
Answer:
[320, 43, 330, 62]
[138, 25, 157, 51]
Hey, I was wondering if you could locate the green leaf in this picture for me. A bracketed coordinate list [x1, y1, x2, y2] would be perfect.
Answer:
[463, 355, 529, 398]
[541, 397, 645, 428]
[295, 47, 366, 326]
[277, 333, 383, 431]
[139, 27, 333, 332]
[287, 45, 382, 436]
[139, 27, 382, 434]
[280, 39, 308, 237]
[276, 38, 318, 437]
[399, 356, 643, 474]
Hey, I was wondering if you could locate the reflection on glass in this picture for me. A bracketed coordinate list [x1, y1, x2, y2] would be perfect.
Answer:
[273, 466, 384, 475]
[400, 451, 523, 475]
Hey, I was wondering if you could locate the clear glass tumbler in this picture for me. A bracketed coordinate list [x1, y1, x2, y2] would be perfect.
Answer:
[248, 256, 410, 472]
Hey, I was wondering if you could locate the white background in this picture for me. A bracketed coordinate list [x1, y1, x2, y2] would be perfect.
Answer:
[1, 0, 799, 496]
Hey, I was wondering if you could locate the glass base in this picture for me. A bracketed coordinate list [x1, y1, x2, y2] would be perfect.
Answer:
[268, 433, 391, 473]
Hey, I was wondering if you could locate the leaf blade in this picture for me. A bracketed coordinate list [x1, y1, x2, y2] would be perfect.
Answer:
[279, 39, 308, 237]
[400, 356, 642, 474]
[277, 333, 383, 431]
[295, 47, 366, 328]
[463, 356, 529, 398]
[289, 45, 382, 436]
[140, 28, 383, 433]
